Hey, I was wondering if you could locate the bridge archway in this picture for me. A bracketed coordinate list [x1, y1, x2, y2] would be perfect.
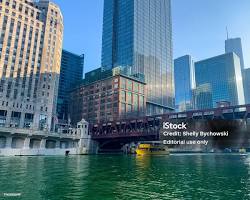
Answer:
[98, 139, 125, 150]
[30, 139, 41, 149]
[60, 141, 69, 149]
[46, 140, 56, 149]
[11, 137, 25, 149]
[97, 135, 157, 153]
[0, 136, 6, 148]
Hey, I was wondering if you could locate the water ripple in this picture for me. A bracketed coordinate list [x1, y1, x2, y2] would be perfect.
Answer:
[0, 154, 249, 199]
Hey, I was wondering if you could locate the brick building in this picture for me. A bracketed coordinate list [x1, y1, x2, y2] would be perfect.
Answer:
[69, 67, 146, 125]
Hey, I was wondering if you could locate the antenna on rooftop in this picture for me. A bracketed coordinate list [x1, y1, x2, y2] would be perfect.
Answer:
[226, 26, 229, 40]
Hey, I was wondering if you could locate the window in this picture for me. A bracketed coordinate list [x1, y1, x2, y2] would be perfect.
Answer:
[19, 4, 23, 12]
[134, 83, 139, 92]
[11, 111, 21, 118]
[121, 103, 126, 113]
[139, 96, 144, 108]
[127, 92, 132, 104]
[39, 114, 47, 130]
[133, 94, 138, 106]
[25, 113, 34, 120]
[127, 80, 132, 90]
[127, 105, 132, 113]
[121, 91, 126, 102]
[139, 85, 144, 94]
[121, 78, 126, 89]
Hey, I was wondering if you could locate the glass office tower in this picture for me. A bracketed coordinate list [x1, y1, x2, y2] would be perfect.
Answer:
[193, 84, 213, 110]
[225, 38, 245, 70]
[195, 53, 245, 109]
[174, 55, 195, 112]
[101, 0, 174, 115]
[57, 50, 84, 121]
[244, 68, 250, 104]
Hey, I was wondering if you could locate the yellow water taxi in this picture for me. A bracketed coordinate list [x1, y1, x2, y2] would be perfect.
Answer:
[135, 143, 169, 156]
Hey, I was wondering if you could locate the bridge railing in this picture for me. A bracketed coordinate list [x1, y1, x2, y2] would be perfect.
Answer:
[0, 126, 81, 139]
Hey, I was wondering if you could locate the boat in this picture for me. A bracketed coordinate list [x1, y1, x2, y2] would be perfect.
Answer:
[135, 143, 169, 156]
[239, 148, 246, 153]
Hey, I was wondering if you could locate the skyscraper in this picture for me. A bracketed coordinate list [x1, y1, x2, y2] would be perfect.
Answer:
[0, 0, 63, 131]
[194, 53, 245, 109]
[101, 0, 174, 115]
[244, 68, 250, 104]
[225, 37, 245, 69]
[174, 55, 195, 112]
[193, 84, 213, 110]
[57, 50, 84, 121]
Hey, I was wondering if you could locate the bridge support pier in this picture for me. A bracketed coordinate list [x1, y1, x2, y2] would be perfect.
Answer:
[122, 142, 136, 154]
[23, 137, 30, 149]
[77, 119, 98, 154]
[5, 136, 12, 148]
[40, 139, 46, 149]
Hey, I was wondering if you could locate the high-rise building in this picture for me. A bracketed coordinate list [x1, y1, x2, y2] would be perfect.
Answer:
[174, 55, 195, 112]
[101, 0, 174, 115]
[244, 68, 250, 104]
[69, 67, 146, 125]
[225, 37, 245, 69]
[0, 0, 63, 131]
[193, 84, 213, 110]
[57, 50, 84, 121]
[194, 53, 245, 109]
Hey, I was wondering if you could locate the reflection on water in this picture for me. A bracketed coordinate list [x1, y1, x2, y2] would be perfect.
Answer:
[0, 154, 250, 200]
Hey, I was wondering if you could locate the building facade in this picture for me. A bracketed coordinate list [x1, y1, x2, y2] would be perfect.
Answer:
[192, 84, 213, 110]
[225, 37, 245, 70]
[0, 0, 63, 131]
[69, 67, 146, 125]
[101, 0, 174, 115]
[57, 50, 84, 121]
[194, 53, 245, 109]
[174, 55, 195, 112]
[244, 68, 250, 104]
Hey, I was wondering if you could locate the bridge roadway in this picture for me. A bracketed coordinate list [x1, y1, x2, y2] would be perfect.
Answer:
[90, 104, 250, 141]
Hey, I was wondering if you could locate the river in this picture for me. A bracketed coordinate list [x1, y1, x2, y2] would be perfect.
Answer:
[0, 154, 250, 199]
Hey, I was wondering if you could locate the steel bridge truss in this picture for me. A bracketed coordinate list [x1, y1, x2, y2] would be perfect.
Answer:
[91, 104, 250, 140]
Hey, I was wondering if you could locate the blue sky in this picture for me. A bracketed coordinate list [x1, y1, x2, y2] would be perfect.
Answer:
[53, 0, 250, 73]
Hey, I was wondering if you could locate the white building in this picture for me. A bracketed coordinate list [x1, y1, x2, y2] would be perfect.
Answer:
[0, 0, 63, 131]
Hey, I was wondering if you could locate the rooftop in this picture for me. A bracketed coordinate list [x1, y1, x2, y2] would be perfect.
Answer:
[74, 66, 146, 89]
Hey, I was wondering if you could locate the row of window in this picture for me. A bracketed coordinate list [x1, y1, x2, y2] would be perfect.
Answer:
[120, 77, 144, 93]
[1, 0, 41, 20]
[1, 101, 35, 110]
[120, 102, 145, 114]
[0, 109, 47, 129]
[120, 91, 144, 105]
[0, 109, 33, 119]
[0, 15, 44, 99]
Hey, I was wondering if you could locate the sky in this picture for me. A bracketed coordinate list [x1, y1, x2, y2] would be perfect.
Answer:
[53, 0, 250, 73]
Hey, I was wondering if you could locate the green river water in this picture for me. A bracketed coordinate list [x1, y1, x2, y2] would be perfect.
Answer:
[0, 154, 250, 200]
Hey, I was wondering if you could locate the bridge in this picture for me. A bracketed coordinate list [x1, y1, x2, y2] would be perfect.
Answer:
[90, 104, 250, 142]
[0, 124, 82, 156]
